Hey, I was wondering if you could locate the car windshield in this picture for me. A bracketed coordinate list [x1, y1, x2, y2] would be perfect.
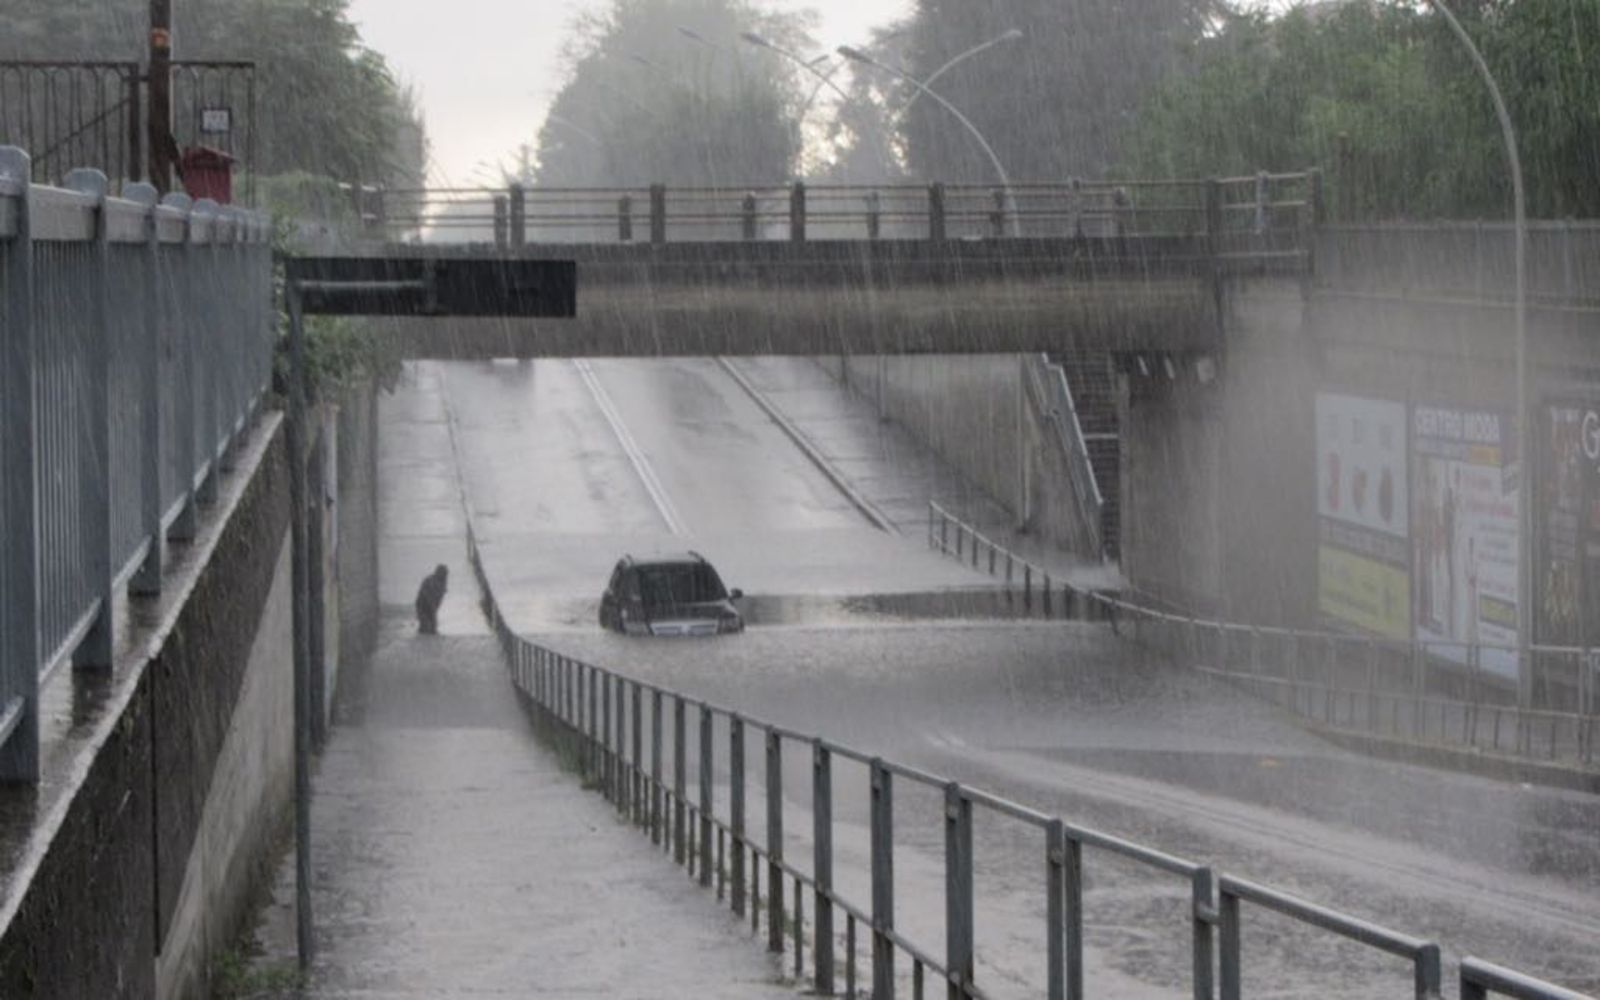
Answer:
[637, 564, 726, 608]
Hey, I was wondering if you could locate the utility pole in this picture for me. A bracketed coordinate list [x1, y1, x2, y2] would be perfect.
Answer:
[148, 0, 174, 191]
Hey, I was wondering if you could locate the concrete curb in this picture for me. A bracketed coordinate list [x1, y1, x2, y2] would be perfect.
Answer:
[1308, 724, 1600, 796]
[715, 356, 900, 535]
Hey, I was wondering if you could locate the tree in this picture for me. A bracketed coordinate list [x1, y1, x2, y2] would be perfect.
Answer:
[1117, 0, 1600, 219]
[896, 0, 1217, 184]
[533, 0, 811, 187]
[0, 0, 425, 186]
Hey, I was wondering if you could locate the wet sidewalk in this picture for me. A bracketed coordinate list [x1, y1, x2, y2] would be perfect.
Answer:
[240, 367, 796, 998]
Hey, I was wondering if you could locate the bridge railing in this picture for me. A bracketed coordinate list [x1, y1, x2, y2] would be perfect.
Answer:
[0, 147, 274, 782]
[926, 503, 1600, 771]
[361, 171, 1320, 253]
[463, 522, 1590, 1000]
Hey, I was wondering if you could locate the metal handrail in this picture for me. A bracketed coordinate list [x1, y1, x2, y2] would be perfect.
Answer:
[1023, 353, 1105, 559]
[464, 519, 1592, 1000]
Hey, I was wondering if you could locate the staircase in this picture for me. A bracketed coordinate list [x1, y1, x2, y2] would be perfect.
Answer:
[1053, 351, 1122, 559]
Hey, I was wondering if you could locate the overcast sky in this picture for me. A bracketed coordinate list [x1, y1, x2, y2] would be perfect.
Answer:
[346, 0, 913, 186]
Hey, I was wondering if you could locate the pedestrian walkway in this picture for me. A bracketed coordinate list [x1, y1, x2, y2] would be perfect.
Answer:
[726, 356, 1121, 593]
[238, 368, 797, 998]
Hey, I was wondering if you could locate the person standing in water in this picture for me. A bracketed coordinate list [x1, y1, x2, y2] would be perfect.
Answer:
[415, 564, 449, 635]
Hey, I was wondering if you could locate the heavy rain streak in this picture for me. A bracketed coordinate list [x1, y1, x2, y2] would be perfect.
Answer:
[0, 0, 1597, 998]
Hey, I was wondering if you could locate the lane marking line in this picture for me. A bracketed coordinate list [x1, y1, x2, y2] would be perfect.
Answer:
[572, 358, 687, 537]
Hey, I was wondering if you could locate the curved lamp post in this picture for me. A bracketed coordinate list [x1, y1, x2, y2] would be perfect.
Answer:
[898, 28, 1024, 115]
[741, 31, 853, 104]
[837, 44, 1019, 236]
[1426, 0, 1531, 716]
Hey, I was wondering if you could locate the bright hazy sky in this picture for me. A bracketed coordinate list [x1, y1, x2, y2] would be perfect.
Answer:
[346, 0, 913, 186]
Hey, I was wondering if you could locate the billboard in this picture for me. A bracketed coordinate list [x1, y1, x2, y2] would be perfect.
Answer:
[1411, 405, 1520, 676]
[1316, 393, 1410, 638]
[1540, 402, 1600, 649]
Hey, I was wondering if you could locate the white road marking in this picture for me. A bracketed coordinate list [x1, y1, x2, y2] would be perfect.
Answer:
[571, 358, 687, 537]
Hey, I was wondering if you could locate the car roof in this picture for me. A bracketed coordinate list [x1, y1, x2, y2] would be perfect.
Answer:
[621, 551, 711, 570]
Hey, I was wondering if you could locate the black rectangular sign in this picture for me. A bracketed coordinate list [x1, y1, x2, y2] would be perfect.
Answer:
[288, 257, 576, 318]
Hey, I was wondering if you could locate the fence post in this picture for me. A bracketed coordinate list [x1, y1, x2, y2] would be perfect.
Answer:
[125, 182, 164, 595]
[674, 695, 688, 866]
[163, 192, 198, 542]
[766, 730, 784, 953]
[945, 783, 974, 999]
[632, 682, 643, 822]
[867, 190, 882, 240]
[871, 758, 896, 998]
[1045, 820, 1066, 1000]
[0, 148, 39, 781]
[730, 715, 746, 915]
[929, 182, 947, 242]
[650, 184, 667, 245]
[813, 741, 835, 993]
[650, 688, 664, 843]
[602, 670, 613, 801]
[1219, 886, 1241, 1000]
[990, 188, 1007, 239]
[1253, 170, 1270, 236]
[742, 193, 758, 241]
[508, 183, 526, 248]
[618, 195, 633, 243]
[1414, 943, 1442, 1000]
[699, 704, 714, 887]
[790, 181, 807, 242]
[65, 169, 114, 671]
[1192, 867, 1217, 1000]
[492, 194, 508, 250]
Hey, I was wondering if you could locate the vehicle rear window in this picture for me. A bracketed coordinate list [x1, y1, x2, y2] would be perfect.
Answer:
[638, 564, 725, 607]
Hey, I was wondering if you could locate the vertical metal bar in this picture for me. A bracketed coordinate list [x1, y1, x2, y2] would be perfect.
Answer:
[814, 741, 835, 994]
[674, 696, 687, 866]
[148, 1, 173, 190]
[794, 876, 804, 977]
[650, 184, 667, 245]
[742, 192, 757, 241]
[1192, 867, 1216, 1000]
[652, 688, 664, 845]
[929, 183, 946, 242]
[166, 191, 197, 541]
[766, 730, 784, 954]
[632, 682, 643, 823]
[1064, 832, 1083, 1000]
[0, 147, 40, 781]
[285, 276, 315, 969]
[790, 181, 806, 242]
[508, 183, 526, 248]
[125, 182, 163, 594]
[871, 758, 895, 999]
[847, 914, 858, 999]
[1045, 821, 1066, 1000]
[602, 669, 613, 798]
[945, 783, 973, 1000]
[64, 169, 113, 670]
[1218, 888, 1240, 1000]
[588, 664, 599, 780]
[730, 715, 746, 915]
[699, 704, 713, 887]
[1414, 943, 1442, 1000]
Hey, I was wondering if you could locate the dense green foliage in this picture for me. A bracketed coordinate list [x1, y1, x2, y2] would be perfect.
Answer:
[534, 0, 810, 186]
[1, 0, 425, 186]
[897, 0, 1216, 183]
[1118, 1, 1600, 219]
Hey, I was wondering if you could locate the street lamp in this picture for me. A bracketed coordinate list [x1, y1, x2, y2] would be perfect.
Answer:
[741, 31, 853, 104]
[837, 44, 1019, 236]
[898, 29, 1024, 115]
[1426, 0, 1532, 718]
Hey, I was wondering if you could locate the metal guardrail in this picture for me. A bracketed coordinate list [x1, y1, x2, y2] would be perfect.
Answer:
[358, 171, 1319, 253]
[0, 146, 274, 782]
[1022, 354, 1105, 560]
[466, 523, 1591, 1000]
[926, 503, 1600, 770]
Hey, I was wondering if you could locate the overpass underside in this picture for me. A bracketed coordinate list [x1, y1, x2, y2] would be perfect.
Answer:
[374, 237, 1237, 359]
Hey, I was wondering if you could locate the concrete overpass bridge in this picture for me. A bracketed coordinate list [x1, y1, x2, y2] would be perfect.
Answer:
[347, 174, 1318, 358]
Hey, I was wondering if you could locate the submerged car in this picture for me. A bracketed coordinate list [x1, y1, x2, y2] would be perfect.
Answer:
[599, 552, 745, 636]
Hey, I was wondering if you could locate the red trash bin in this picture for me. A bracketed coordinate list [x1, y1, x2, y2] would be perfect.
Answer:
[178, 146, 236, 204]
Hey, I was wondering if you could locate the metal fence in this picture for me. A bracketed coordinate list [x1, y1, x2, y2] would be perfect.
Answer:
[465, 524, 1590, 1000]
[0, 147, 274, 782]
[926, 503, 1600, 770]
[362, 171, 1319, 253]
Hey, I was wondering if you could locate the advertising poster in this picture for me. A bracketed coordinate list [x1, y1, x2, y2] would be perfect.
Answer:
[1540, 402, 1600, 649]
[1411, 405, 1519, 677]
[1316, 393, 1410, 639]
